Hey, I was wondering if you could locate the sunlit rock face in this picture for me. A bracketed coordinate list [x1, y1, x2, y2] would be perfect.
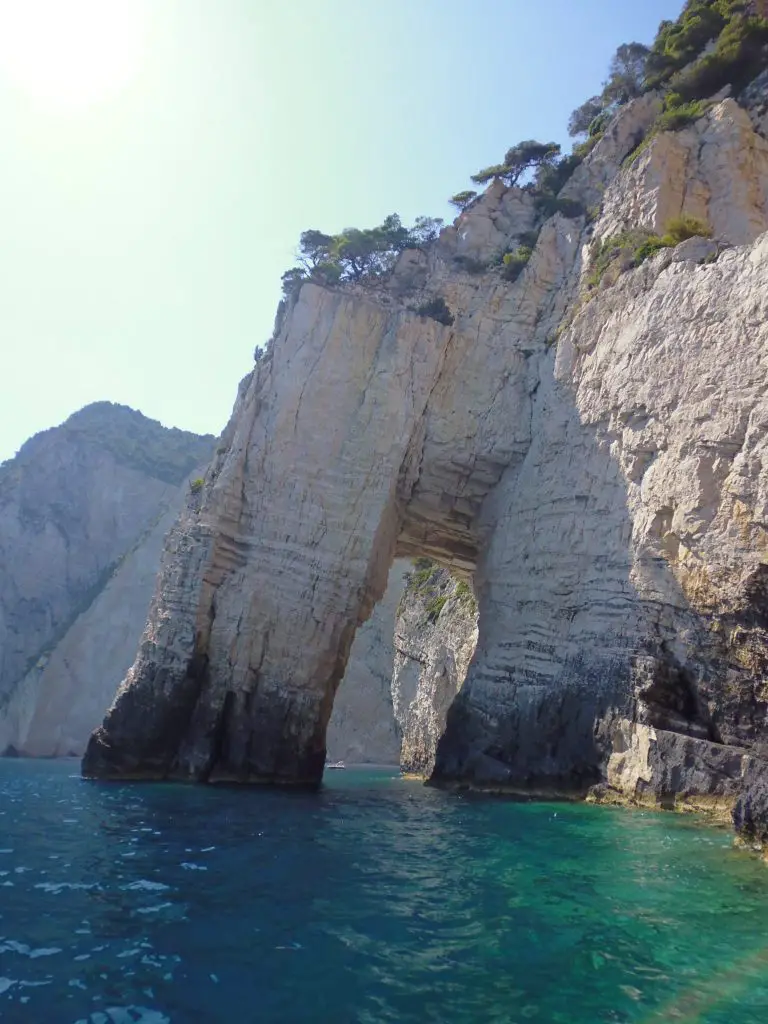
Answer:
[0, 403, 214, 756]
[84, 83, 768, 817]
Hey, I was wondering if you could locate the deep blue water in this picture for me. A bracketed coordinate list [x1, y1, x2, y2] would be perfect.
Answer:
[1, 761, 768, 1023]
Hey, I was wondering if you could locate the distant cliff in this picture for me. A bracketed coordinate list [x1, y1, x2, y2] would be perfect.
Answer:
[0, 403, 214, 755]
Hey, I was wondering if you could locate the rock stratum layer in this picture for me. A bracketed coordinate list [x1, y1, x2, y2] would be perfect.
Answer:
[84, 86, 768, 829]
[0, 403, 214, 756]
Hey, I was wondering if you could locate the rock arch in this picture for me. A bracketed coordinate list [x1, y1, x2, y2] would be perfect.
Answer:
[84, 97, 768, 801]
[83, 270, 533, 785]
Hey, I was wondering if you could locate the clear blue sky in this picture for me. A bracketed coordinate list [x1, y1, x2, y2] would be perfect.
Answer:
[0, 0, 680, 462]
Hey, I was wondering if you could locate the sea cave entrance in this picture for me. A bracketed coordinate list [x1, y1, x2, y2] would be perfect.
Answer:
[326, 548, 480, 778]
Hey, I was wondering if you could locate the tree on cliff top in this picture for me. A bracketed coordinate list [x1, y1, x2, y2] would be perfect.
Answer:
[601, 41, 650, 104]
[470, 140, 561, 187]
[448, 190, 478, 212]
[567, 96, 605, 137]
[281, 213, 443, 297]
[567, 42, 648, 139]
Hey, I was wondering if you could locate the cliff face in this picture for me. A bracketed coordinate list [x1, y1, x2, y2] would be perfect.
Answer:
[0, 403, 214, 755]
[83, 83, 768, 827]
[392, 565, 477, 776]
[328, 559, 478, 771]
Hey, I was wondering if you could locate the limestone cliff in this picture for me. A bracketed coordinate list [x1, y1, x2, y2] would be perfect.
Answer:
[83, 78, 768, 836]
[391, 564, 477, 776]
[328, 559, 478, 771]
[0, 403, 214, 755]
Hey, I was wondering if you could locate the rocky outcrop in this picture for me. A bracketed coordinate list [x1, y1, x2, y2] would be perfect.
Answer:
[391, 565, 477, 775]
[84, 83, 768, 829]
[595, 98, 768, 247]
[0, 403, 214, 755]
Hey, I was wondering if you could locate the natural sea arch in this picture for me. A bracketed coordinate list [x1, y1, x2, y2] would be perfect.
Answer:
[82, 280, 534, 785]
[83, 261, 649, 791]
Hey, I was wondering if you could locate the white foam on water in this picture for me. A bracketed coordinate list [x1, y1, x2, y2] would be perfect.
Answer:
[0, 941, 61, 959]
[180, 863, 206, 871]
[74, 954, 91, 961]
[122, 881, 170, 892]
[200, 846, 215, 852]
[35, 882, 97, 894]
[0, 978, 16, 994]
[135, 903, 172, 915]
[69, 979, 88, 990]
[105, 1008, 171, 1024]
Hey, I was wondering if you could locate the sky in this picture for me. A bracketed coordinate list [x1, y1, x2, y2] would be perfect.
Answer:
[0, 0, 682, 463]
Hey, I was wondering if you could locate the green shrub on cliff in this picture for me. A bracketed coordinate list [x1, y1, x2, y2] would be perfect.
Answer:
[663, 214, 712, 244]
[454, 579, 477, 614]
[586, 215, 712, 292]
[425, 594, 448, 624]
[671, 10, 768, 100]
[656, 94, 712, 131]
[415, 297, 455, 326]
[500, 245, 533, 282]
[645, 0, 768, 95]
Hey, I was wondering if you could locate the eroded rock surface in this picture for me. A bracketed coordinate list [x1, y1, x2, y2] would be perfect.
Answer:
[84, 83, 768, 826]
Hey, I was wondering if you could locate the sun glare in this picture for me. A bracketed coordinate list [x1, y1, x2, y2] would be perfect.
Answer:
[0, 0, 146, 111]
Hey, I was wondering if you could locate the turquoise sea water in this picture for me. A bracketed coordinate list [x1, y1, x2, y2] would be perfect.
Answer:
[1, 762, 768, 1023]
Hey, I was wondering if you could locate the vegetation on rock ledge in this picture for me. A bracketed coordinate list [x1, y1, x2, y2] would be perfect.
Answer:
[400, 558, 477, 624]
[281, 214, 443, 299]
[278, 1, 766, 321]
[586, 215, 712, 293]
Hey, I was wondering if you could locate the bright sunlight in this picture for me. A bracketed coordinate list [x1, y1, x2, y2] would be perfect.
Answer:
[0, 0, 146, 111]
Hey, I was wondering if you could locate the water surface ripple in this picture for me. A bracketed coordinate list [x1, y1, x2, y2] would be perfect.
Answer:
[1, 761, 767, 1022]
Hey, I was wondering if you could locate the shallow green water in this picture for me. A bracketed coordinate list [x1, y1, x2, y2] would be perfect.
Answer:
[1, 761, 768, 1022]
